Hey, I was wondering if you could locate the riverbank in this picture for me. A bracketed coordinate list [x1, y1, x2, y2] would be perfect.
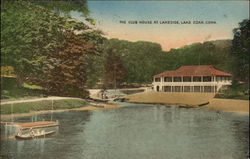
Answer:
[1, 103, 119, 121]
[126, 91, 249, 113]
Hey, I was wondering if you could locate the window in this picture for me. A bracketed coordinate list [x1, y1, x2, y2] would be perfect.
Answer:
[155, 78, 161, 82]
[164, 77, 172, 82]
[183, 76, 191, 82]
[193, 76, 201, 82]
[194, 86, 201, 92]
[164, 86, 171, 92]
[184, 86, 191, 92]
[204, 86, 212, 92]
[174, 86, 181, 92]
[203, 76, 212, 82]
[173, 77, 182, 82]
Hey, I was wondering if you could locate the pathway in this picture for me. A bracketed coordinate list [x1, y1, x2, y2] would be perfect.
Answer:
[0, 96, 82, 105]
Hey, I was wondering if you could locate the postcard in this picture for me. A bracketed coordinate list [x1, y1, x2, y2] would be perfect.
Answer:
[1, 0, 249, 159]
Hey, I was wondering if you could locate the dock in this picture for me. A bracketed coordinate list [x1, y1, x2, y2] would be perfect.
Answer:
[14, 121, 59, 130]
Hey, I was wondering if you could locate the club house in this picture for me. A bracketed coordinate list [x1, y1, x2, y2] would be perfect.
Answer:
[153, 65, 232, 93]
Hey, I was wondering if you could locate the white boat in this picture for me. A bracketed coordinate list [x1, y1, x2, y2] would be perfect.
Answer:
[15, 129, 56, 140]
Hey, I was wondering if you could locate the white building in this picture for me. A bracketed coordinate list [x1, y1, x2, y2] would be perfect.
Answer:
[152, 65, 232, 92]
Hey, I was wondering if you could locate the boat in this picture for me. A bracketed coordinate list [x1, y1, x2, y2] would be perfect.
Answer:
[15, 129, 56, 140]
[197, 102, 210, 107]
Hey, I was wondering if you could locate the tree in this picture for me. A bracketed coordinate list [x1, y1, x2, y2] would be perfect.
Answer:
[231, 19, 250, 82]
[104, 49, 126, 89]
[103, 39, 165, 83]
[27, 32, 95, 98]
[1, 0, 103, 98]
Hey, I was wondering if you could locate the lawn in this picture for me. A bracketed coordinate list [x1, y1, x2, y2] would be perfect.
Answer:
[1, 76, 45, 99]
[0, 99, 87, 114]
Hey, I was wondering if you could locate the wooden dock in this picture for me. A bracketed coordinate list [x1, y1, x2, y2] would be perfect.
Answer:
[14, 121, 59, 130]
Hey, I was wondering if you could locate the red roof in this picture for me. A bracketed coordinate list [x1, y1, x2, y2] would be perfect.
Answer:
[154, 65, 231, 77]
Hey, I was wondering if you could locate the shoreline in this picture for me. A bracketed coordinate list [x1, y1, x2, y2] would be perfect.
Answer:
[126, 91, 249, 114]
[0, 103, 119, 121]
[126, 101, 249, 114]
[1, 91, 248, 121]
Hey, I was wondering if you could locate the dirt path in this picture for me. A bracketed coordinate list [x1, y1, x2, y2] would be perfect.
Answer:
[1, 96, 83, 105]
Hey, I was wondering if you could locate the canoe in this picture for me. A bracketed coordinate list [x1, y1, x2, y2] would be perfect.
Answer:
[15, 130, 56, 140]
[198, 102, 210, 107]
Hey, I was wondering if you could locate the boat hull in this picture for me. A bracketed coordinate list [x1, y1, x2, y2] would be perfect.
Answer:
[15, 131, 56, 140]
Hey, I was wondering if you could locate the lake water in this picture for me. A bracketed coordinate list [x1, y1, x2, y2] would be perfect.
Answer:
[1, 103, 249, 159]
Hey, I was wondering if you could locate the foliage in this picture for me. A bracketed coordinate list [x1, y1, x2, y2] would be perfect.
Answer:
[30, 0, 89, 16]
[164, 40, 232, 71]
[1, 0, 103, 97]
[1, 99, 86, 114]
[30, 0, 96, 25]
[1, 77, 44, 99]
[215, 81, 249, 100]
[1, 1, 65, 74]
[231, 19, 250, 82]
[103, 49, 127, 88]
[103, 39, 165, 83]
[102, 39, 233, 84]
[35, 32, 97, 97]
[81, 31, 107, 88]
[1, 66, 15, 77]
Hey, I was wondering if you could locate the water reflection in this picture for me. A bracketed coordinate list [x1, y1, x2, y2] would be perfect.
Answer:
[1, 103, 249, 159]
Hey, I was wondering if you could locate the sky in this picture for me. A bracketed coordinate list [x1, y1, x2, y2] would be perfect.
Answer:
[75, 0, 249, 51]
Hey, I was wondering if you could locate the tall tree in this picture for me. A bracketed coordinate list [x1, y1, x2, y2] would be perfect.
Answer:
[231, 19, 250, 82]
[104, 49, 126, 89]
[1, 0, 102, 97]
[1, 0, 65, 84]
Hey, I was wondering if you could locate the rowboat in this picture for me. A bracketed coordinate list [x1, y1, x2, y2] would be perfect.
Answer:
[15, 130, 56, 140]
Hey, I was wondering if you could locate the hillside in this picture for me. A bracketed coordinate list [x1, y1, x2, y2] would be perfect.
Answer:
[162, 39, 233, 73]
[208, 39, 232, 49]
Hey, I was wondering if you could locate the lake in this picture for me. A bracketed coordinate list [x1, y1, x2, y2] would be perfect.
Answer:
[1, 102, 249, 159]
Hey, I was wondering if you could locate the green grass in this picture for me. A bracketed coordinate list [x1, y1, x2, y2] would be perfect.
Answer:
[1, 76, 45, 99]
[0, 99, 86, 114]
[215, 82, 249, 100]
[22, 83, 43, 90]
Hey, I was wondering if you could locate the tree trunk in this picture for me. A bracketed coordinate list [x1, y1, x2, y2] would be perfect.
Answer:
[16, 72, 24, 87]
